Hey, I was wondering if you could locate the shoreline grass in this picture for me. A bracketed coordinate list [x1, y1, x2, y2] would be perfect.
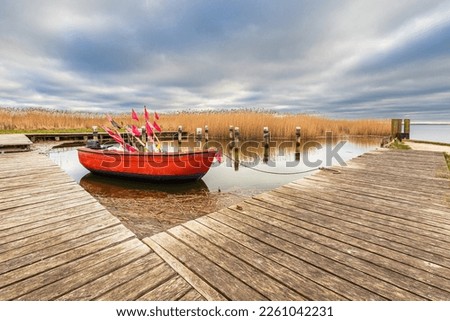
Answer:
[389, 139, 411, 150]
[0, 107, 390, 139]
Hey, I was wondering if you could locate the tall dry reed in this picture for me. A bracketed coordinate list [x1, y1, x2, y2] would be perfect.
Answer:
[0, 107, 389, 139]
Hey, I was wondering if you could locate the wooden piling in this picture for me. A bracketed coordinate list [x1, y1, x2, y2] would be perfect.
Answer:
[204, 125, 209, 142]
[196, 128, 202, 142]
[177, 126, 183, 147]
[391, 119, 402, 140]
[234, 127, 240, 145]
[233, 127, 240, 170]
[195, 127, 202, 149]
[403, 119, 410, 139]
[233, 147, 239, 171]
[229, 126, 234, 140]
[295, 126, 301, 160]
[263, 127, 270, 162]
[295, 127, 301, 146]
[92, 126, 98, 142]
[263, 127, 270, 147]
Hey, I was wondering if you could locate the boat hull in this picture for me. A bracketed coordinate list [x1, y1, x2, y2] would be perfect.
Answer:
[77, 147, 216, 182]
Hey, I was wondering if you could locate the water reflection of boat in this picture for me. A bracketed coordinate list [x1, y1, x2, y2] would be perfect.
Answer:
[79, 173, 209, 198]
[78, 147, 217, 182]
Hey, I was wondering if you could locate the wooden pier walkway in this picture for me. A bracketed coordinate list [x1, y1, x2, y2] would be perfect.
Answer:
[1, 134, 449, 300]
[0, 149, 204, 301]
[143, 149, 450, 301]
[0, 134, 32, 153]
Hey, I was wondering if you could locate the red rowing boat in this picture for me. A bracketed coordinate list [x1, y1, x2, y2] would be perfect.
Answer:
[78, 147, 217, 181]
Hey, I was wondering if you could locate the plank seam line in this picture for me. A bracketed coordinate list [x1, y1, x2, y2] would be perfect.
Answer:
[239, 200, 450, 280]
[143, 236, 227, 301]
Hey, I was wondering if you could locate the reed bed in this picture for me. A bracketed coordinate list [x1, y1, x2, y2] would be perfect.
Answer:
[0, 107, 389, 139]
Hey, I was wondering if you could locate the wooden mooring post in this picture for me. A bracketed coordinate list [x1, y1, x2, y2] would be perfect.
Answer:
[233, 127, 240, 171]
[204, 125, 209, 143]
[177, 125, 183, 149]
[229, 125, 234, 140]
[204, 125, 209, 148]
[92, 126, 98, 142]
[195, 127, 202, 148]
[391, 118, 410, 140]
[403, 119, 410, 139]
[295, 126, 301, 161]
[391, 119, 402, 140]
[263, 127, 270, 163]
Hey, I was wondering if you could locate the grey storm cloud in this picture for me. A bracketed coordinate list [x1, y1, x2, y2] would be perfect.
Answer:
[0, 0, 450, 120]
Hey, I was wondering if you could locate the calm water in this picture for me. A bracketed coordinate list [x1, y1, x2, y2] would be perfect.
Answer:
[48, 138, 379, 195]
[47, 137, 380, 237]
[410, 124, 450, 144]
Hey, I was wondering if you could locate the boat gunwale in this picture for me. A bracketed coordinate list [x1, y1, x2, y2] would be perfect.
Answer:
[77, 147, 218, 158]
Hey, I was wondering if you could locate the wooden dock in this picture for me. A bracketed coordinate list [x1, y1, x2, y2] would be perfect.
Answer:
[0, 149, 204, 300]
[143, 149, 450, 300]
[1, 134, 450, 300]
[24, 131, 189, 143]
[0, 134, 32, 153]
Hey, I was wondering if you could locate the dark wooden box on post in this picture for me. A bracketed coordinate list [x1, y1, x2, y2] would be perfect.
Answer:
[402, 119, 410, 139]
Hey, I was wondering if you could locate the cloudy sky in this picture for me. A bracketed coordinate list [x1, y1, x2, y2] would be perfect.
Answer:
[1, 0, 450, 120]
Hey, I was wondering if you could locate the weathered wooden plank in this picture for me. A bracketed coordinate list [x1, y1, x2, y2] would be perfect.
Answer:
[168, 224, 304, 301]
[0, 178, 77, 196]
[150, 232, 266, 300]
[178, 289, 205, 301]
[0, 215, 119, 262]
[265, 189, 450, 251]
[320, 171, 450, 197]
[0, 188, 90, 212]
[303, 170, 450, 205]
[0, 169, 67, 184]
[309, 173, 450, 209]
[279, 184, 450, 242]
[143, 237, 226, 301]
[216, 208, 450, 300]
[351, 157, 444, 170]
[283, 182, 450, 226]
[307, 173, 450, 206]
[15, 239, 149, 300]
[340, 150, 445, 164]
[340, 150, 447, 167]
[138, 275, 192, 301]
[213, 209, 448, 300]
[96, 263, 176, 301]
[0, 134, 32, 146]
[0, 235, 143, 299]
[183, 219, 343, 300]
[0, 224, 133, 274]
[329, 166, 450, 189]
[0, 202, 105, 239]
[0, 172, 72, 187]
[59, 253, 163, 300]
[0, 195, 99, 222]
[292, 179, 450, 217]
[205, 213, 398, 300]
[0, 210, 114, 254]
[250, 195, 450, 269]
